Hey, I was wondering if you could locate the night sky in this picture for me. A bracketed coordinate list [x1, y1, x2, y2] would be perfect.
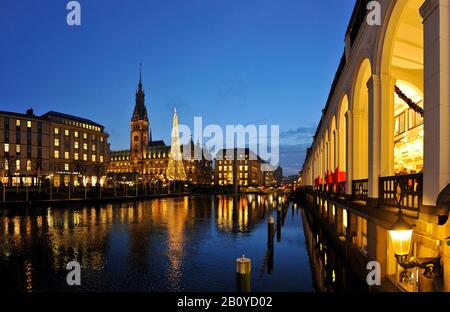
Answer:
[0, 0, 355, 175]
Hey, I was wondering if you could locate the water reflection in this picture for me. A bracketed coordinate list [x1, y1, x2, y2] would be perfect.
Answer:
[1, 194, 307, 292]
[300, 206, 366, 292]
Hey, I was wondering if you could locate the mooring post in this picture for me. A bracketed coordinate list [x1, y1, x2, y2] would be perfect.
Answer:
[276, 207, 282, 242]
[236, 254, 251, 292]
[268, 216, 275, 247]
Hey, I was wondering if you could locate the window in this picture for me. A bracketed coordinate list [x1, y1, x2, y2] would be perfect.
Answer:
[134, 136, 139, 142]
[92, 134, 95, 140]
[27, 121, 32, 128]
[244, 165, 248, 171]
[83, 154, 87, 161]
[65, 129, 69, 136]
[74, 131, 79, 138]
[4, 143, 9, 153]
[92, 144, 96, 152]
[16, 119, 20, 127]
[54, 127, 59, 135]
[83, 133, 87, 139]
[74, 152, 79, 160]
[54, 138, 59, 147]
[16, 145, 21, 154]
[100, 156, 104, 163]
[27, 160, 31, 171]
[54, 151, 59, 159]
[16, 159, 20, 170]
[64, 152, 69, 159]
[74, 142, 79, 149]
[83, 143, 88, 150]
[100, 137, 104, 143]
[92, 155, 96, 162]
[64, 163, 69, 171]
[4, 160, 9, 171]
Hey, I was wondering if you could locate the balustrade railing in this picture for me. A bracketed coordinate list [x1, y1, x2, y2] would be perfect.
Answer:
[379, 173, 423, 211]
[352, 179, 368, 201]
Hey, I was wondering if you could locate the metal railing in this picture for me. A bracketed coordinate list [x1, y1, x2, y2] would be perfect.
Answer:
[379, 173, 423, 211]
[352, 179, 368, 201]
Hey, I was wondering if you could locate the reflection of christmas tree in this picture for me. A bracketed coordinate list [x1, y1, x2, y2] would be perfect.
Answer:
[166, 108, 187, 181]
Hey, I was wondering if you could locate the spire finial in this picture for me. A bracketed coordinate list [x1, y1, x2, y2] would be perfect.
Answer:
[138, 63, 143, 91]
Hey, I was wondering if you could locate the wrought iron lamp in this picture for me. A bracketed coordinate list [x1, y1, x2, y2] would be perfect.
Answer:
[388, 185, 441, 279]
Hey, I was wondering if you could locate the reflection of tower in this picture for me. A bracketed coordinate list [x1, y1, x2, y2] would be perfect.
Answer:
[130, 65, 149, 164]
[166, 108, 187, 181]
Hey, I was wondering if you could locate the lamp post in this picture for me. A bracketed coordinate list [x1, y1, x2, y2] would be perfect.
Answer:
[388, 187, 441, 279]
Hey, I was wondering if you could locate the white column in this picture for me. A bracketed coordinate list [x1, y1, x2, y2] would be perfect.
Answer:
[367, 74, 394, 199]
[345, 110, 353, 194]
[420, 0, 450, 206]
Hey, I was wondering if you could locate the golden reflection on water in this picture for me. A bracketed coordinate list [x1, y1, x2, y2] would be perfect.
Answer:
[0, 194, 282, 291]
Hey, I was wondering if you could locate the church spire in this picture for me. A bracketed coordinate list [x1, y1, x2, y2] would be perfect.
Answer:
[132, 64, 148, 121]
[138, 63, 143, 93]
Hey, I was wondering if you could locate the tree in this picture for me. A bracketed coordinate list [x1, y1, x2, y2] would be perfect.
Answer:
[30, 157, 43, 187]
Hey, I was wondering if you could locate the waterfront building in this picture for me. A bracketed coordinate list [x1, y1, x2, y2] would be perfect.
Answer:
[214, 148, 263, 187]
[0, 109, 110, 187]
[107, 70, 212, 185]
[299, 0, 450, 291]
[262, 165, 283, 187]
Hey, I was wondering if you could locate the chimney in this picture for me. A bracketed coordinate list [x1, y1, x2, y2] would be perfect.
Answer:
[26, 108, 34, 116]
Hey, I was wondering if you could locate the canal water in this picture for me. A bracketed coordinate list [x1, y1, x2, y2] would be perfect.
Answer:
[0, 195, 362, 292]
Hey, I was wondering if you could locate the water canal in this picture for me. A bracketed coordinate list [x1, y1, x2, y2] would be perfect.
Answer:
[0, 194, 364, 292]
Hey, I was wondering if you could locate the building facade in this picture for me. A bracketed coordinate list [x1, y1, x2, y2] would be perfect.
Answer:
[214, 148, 263, 187]
[107, 71, 212, 185]
[0, 109, 110, 187]
[299, 0, 450, 292]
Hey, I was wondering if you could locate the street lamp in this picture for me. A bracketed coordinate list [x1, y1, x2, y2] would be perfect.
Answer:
[389, 208, 441, 279]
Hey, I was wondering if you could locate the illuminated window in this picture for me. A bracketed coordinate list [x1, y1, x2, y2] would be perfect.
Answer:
[64, 152, 69, 159]
[92, 144, 96, 152]
[54, 151, 59, 159]
[54, 128, 59, 135]
[16, 159, 20, 169]
[83, 133, 87, 139]
[74, 142, 79, 149]
[4, 143, 9, 153]
[83, 154, 87, 161]
[83, 143, 88, 150]
[100, 137, 104, 142]
[65, 129, 69, 136]
[100, 156, 104, 163]
[74, 152, 79, 160]
[4, 160, 9, 170]
[27, 160, 31, 171]
[64, 163, 69, 171]
[92, 155, 96, 162]
[16, 145, 20, 153]
[244, 165, 248, 171]
[74, 131, 79, 138]
[16, 119, 21, 127]
[27, 121, 32, 128]
[54, 138, 59, 147]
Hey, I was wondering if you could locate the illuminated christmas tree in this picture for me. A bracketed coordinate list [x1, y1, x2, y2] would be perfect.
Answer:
[166, 108, 187, 181]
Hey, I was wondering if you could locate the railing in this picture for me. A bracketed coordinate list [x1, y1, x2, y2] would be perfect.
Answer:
[336, 182, 346, 198]
[352, 179, 368, 201]
[379, 173, 423, 211]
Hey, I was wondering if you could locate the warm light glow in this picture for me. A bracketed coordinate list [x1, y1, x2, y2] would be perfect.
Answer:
[389, 229, 413, 256]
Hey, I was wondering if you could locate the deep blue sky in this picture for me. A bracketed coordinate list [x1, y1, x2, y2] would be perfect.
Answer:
[0, 0, 355, 175]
